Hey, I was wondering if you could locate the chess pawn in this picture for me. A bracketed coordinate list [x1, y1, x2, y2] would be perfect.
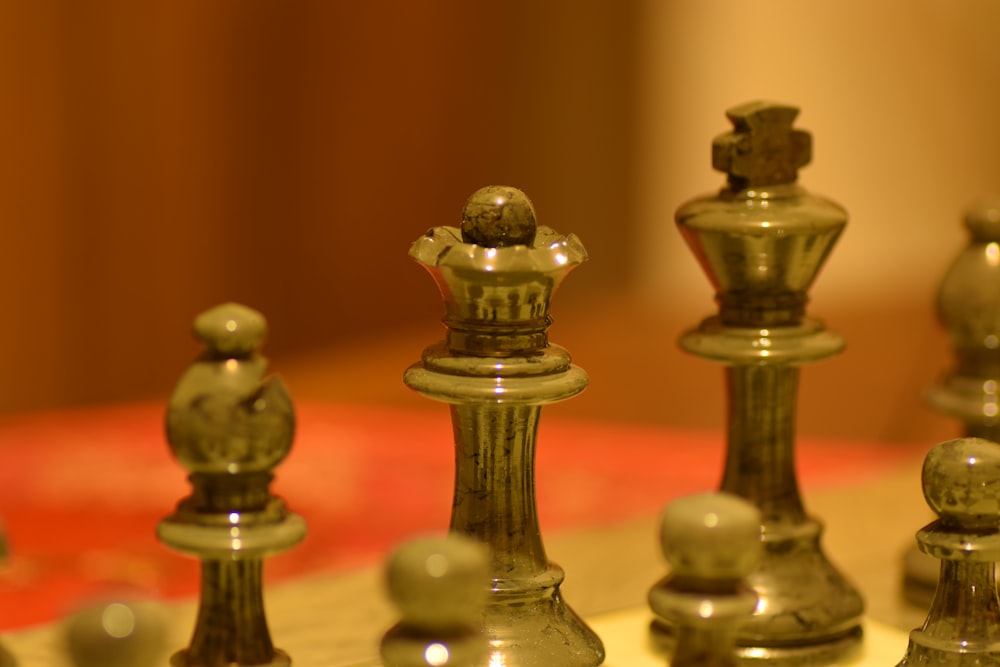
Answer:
[648, 493, 761, 667]
[895, 437, 1000, 666]
[157, 303, 306, 667]
[905, 199, 1000, 606]
[670, 102, 863, 663]
[381, 536, 490, 667]
[404, 186, 604, 667]
[64, 599, 168, 667]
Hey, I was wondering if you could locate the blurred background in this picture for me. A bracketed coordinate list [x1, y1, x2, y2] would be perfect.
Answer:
[2, 1, 999, 443]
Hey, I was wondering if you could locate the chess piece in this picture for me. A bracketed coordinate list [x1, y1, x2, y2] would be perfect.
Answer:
[648, 492, 761, 667]
[381, 536, 490, 667]
[895, 437, 1000, 666]
[667, 102, 864, 663]
[404, 186, 605, 667]
[927, 197, 1000, 439]
[64, 600, 167, 667]
[157, 303, 306, 667]
[904, 198, 1000, 606]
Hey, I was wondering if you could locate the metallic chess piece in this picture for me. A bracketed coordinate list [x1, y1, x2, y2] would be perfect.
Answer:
[927, 198, 1000, 438]
[64, 599, 168, 667]
[404, 186, 605, 667]
[895, 438, 1000, 666]
[666, 102, 864, 664]
[158, 303, 306, 667]
[381, 536, 490, 667]
[649, 492, 761, 667]
[904, 199, 1000, 607]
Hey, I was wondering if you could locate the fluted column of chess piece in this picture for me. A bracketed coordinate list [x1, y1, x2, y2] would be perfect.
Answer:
[904, 198, 1000, 606]
[895, 437, 1000, 666]
[664, 102, 864, 663]
[158, 303, 306, 667]
[649, 492, 761, 667]
[404, 186, 605, 667]
[381, 536, 490, 667]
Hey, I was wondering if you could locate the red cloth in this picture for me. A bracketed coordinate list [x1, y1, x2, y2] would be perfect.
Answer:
[0, 402, 923, 630]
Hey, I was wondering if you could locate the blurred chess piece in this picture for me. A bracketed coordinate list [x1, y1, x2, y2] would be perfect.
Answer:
[404, 186, 604, 667]
[157, 303, 306, 667]
[649, 492, 761, 667]
[381, 536, 490, 667]
[63, 599, 167, 667]
[895, 437, 1000, 666]
[905, 199, 1000, 606]
[671, 101, 863, 663]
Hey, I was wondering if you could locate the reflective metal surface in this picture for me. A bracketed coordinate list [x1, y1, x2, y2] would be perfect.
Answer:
[158, 303, 305, 667]
[405, 186, 604, 667]
[667, 102, 864, 664]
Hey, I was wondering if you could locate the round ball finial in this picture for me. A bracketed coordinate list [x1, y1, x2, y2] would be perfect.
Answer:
[923, 437, 1000, 529]
[386, 536, 489, 631]
[460, 186, 537, 248]
[193, 303, 267, 357]
[964, 198, 1000, 243]
[660, 492, 762, 581]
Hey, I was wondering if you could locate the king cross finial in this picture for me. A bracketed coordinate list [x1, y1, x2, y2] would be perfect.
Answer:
[712, 101, 811, 189]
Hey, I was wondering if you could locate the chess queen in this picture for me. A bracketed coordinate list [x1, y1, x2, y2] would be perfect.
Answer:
[405, 186, 605, 667]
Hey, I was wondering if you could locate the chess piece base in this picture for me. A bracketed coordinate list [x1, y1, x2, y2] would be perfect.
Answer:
[650, 619, 862, 667]
[170, 648, 291, 667]
[484, 590, 604, 667]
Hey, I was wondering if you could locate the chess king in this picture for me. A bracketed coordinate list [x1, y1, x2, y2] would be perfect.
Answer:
[663, 102, 865, 663]
[404, 186, 604, 667]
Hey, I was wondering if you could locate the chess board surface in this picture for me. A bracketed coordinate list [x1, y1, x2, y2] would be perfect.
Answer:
[0, 401, 930, 665]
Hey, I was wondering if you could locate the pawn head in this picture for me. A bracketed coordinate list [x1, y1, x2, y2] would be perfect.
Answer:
[64, 600, 167, 667]
[923, 437, 1000, 529]
[660, 492, 762, 582]
[386, 536, 489, 631]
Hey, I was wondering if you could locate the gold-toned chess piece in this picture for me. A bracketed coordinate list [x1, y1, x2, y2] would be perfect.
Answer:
[63, 600, 167, 667]
[895, 438, 1000, 666]
[904, 198, 1000, 607]
[649, 492, 761, 667]
[665, 102, 864, 663]
[927, 198, 1000, 436]
[381, 536, 490, 667]
[405, 186, 605, 667]
[158, 303, 306, 667]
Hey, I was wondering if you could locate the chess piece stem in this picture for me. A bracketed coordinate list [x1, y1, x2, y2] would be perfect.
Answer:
[405, 186, 604, 667]
[724, 365, 806, 523]
[670, 102, 863, 664]
[158, 303, 305, 667]
[449, 404, 548, 572]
